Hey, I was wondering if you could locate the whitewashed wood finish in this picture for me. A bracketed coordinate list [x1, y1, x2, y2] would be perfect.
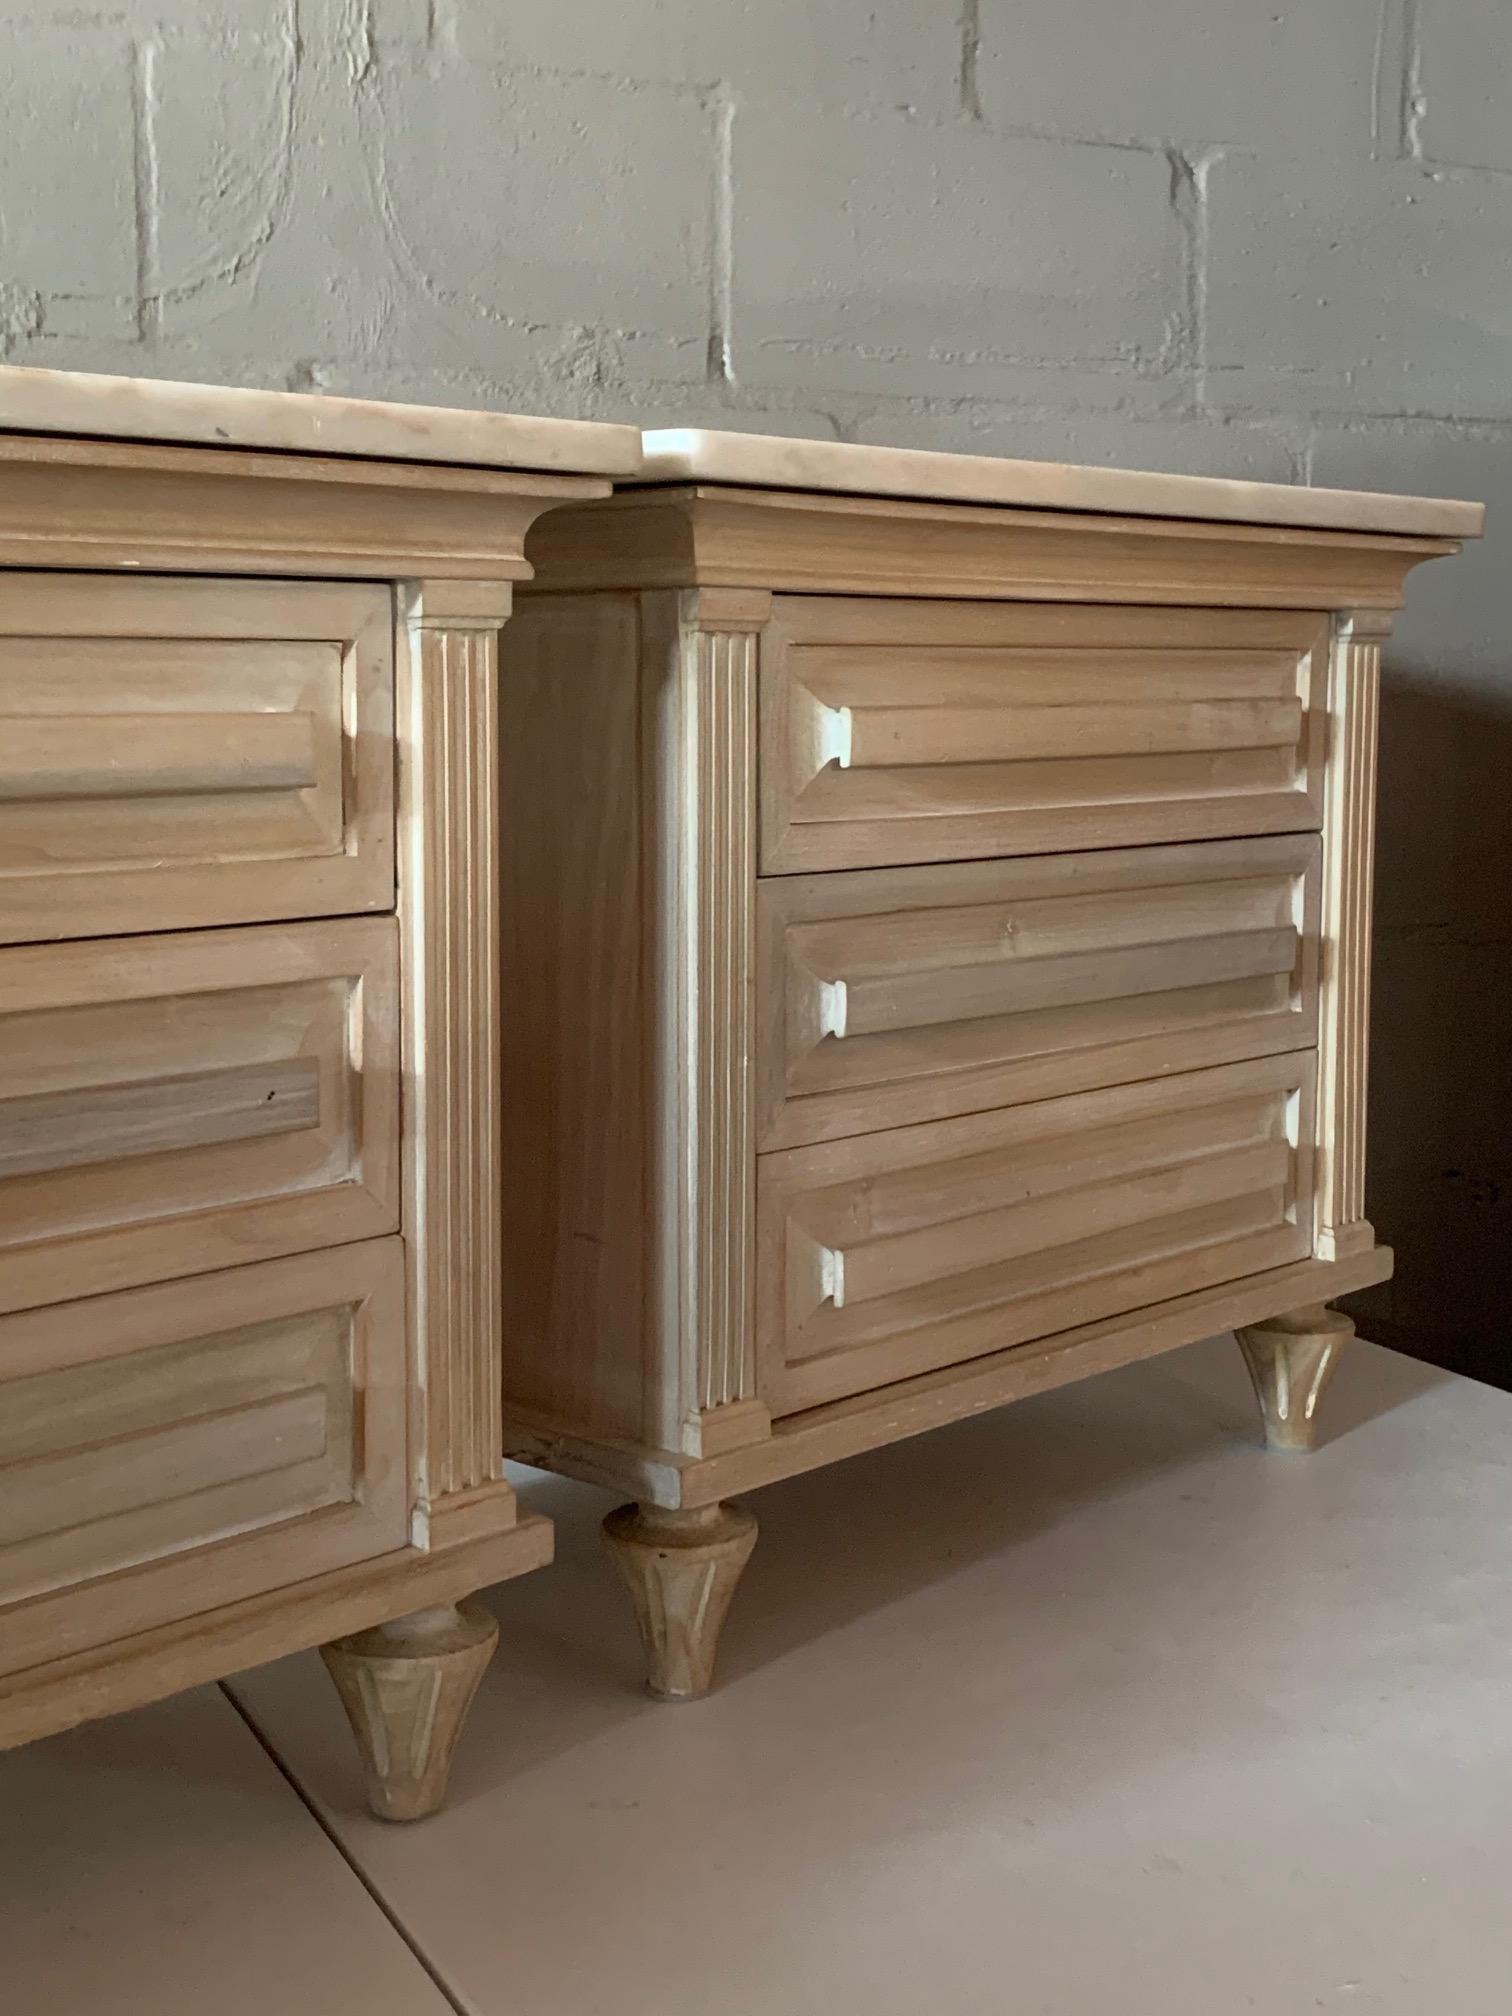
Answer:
[760, 600, 1330, 873]
[0, 918, 399, 1314]
[0, 1241, 409, 1674]
[0, 404, 617, 1808]
[1235, 1303, 1355, 1450]
[0, 575, 394, 944]
[1314, 616, 1385, 1262]
[758, 834, 1321, 1149]
[650, 591, 766, 1445]
[498, 592, 650, 1443]
[0, 1515, 552, 1756]
[321, 1600, 501, 1821]
[523, 485, 1459, 611]
[504, 472, 1468, 1532]
[498, 589, 771, 1463]
[0, 361, 639, 474]
[0, 434, 608, 580]
[400, 584, 512, 1534]
[0, 1058, 319, 1181]
[758, 1053, 1317, 1416]
[601, 1501, 758, 1699]
[636, 427, 1483, 540]
[508, 1245, 1393, 1510]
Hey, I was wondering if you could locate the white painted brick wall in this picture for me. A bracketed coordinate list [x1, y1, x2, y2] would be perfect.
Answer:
[0, 0, 1508, 1369]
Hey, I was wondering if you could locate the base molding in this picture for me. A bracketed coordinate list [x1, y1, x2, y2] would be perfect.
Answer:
[506, 1248, 1392, 1510]
[0, 1514, 552, 1753]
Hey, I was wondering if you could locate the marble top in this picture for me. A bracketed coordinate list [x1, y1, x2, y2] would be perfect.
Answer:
[0, 365, 641, 476]
[638, 428, 1484, 539]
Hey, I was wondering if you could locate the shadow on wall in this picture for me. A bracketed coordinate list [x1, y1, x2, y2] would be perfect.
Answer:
[1346, 660, 1512, 1386]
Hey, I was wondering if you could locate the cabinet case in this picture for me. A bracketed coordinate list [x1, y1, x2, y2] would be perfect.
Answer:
[0, 369, 638, 1818]
[499, 444, 1479, 1698]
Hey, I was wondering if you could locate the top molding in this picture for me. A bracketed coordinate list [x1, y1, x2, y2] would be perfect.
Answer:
[0, 365, 641, 478]
[638, 427, 1484, 541]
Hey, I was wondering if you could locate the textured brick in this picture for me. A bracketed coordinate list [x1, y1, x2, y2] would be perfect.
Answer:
[977, 0, 1381, 154]
[1207, 156, 1512, 418]
[733, 110, 1183, 405]
[0, 26, 138, 339]
[374, 0, 955, 114]
[371, 65, 713, 383]
[1415, 0, 1512, 172]
[153, 29, 296, 305]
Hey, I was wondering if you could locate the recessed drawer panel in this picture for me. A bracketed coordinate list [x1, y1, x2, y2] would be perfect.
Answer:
[759, 834, 1320, 1149]
[0, 574, 394, 943]
[0, 1240, 408, 1671]
[757, 1054, 1315, 1416]
[761, 598, 1329, 873]
[0, 917, 398, 1314]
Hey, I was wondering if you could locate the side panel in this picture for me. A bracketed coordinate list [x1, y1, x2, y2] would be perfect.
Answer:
[498, 591, 650, 1443]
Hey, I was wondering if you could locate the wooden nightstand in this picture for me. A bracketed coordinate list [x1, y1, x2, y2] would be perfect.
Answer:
[499, 428, 1480, 1698]
[0, 365, 637, 1817]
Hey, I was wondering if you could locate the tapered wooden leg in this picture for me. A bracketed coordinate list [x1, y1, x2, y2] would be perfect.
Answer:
[1234, 1303, 1354, 1452]
[320, 1599, 498, 1821]
[602, 1501, 757, 1701]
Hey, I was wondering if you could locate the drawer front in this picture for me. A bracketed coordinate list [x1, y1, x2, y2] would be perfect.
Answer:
[759, 834, 1320, 1149]
[0, 917, 398, 1314]
[0, 574, 394, 943]
[0, 1241, 408, 1671]
[758, 1054, 1315, 1416]
[761, 598, 1329, 873]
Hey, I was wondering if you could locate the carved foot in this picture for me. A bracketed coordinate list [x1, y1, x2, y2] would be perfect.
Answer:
[320, 1600, 498, 1821]
[602, 1501, 757, 1701]
[1234, 1304, 1354, 1452]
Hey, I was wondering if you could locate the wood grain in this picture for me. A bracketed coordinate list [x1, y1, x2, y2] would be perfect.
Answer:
[499, 591, 649, 1443]
[0, 917, 398, 1314]
[506, 1245, 1395, 1510]
[321, 1599, 500, 1821]
[0, 574, 394, 944]
[0, 1057, 320, 1179]
[523, 485, 1458, 609]
[670, 594, 761, 1432]
[399, 583, 513, 1535]
[503, 472, 1462, 1535]
[1314, 615, 1383, 1262]
[0, 1513, 552, 1754]
[760, 599, 1330, 873]
[0, 433, 608, 579]
[0, 1239, 408, 1674]
[757, 1052, 1316, 1415]
[758, 834, 1321, 1148]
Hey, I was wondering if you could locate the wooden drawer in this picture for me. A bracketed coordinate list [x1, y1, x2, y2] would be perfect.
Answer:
[0, 574, 393, 943]
[0, 917, 398, 1314]
[760, 598, 1329, 873]
[0, 1241, 408, 1672]
[757, 1054, 1315, 1416]
[758, 834, 1320, 1149]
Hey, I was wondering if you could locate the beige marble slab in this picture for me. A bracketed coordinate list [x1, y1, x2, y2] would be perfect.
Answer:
[639, 426, 1485, 537]
[233, 1337, 1512, 2016]
[0, 1683, 450, 2016]
[0, 363, 641, 474]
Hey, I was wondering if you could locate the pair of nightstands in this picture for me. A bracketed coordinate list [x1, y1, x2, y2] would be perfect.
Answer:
[0, 366, 1480, 1816]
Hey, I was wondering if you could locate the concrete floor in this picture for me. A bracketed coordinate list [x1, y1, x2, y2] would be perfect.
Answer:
[7, 1335, 1511, 2015]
